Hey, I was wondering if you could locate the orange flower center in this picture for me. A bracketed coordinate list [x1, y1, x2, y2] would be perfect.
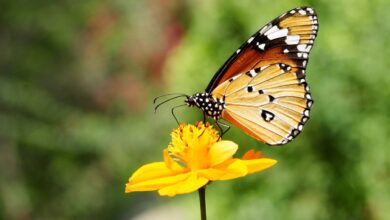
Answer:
[167, 122, 219, 170]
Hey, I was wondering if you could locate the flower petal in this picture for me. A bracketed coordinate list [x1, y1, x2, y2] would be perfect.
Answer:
[198, 158, 248, 181]
[158, 172, 209, 197]
[208, 141, 238, 166]
[197, 168, 228, 180]
[242, 149, 262, 160]
[126, 171, 191, 193]
[163, 149, 188, 171]
[125, 162, 188, 193]
[214, 159, 248, 180]
[242, 158, 277, 175]
[129, 162, 171, 184]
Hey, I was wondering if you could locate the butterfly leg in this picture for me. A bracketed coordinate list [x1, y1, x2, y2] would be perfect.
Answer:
[171, 104, 186, 125]
[215, 120, 231, 139]
[198, 113, 208, 138]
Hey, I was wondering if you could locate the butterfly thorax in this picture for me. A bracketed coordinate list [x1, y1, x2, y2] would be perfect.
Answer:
[185, 92, 225, 120]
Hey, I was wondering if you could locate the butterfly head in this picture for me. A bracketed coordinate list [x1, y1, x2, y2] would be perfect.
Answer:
[185, 92, 225, 119]
[185, 92, 212, 107]
[185, 92, 200, 107]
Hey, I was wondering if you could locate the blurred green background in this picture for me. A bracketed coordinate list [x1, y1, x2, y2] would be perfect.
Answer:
[1, 0, 389, 219]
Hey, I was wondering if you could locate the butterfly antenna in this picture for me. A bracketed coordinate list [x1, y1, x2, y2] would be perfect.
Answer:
[154, 95, 188, 114]
[153, 93, 188, 104]
[171, 104, 187, 125]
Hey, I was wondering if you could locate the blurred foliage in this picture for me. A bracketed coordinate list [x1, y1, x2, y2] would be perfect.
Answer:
[0, 0, 389, 220]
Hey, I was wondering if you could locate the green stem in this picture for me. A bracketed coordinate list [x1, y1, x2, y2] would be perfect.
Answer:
[198, 186, 207, 220]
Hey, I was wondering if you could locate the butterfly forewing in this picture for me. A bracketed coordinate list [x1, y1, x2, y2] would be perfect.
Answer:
[206, 6, 318, 93]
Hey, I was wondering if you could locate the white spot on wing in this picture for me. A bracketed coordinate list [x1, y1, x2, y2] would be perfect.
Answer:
[298, 9, 306, 15]
[267, 28, 288, 40]
[258, 43, 265, 50]
[297, 44, 309, 52]
[260, 65, 269, 71]
[249, 69, 257, 77]
[285, 35, 300, 45]
[264, 25, 280, 36]
[259, 24, 271, 34]
[307, 8, 314, 14]
[247, 37, 255, 43]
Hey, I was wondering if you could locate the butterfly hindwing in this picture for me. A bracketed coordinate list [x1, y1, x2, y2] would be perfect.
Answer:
[212, 63, 312, 145]
[206, 6, 318, 93]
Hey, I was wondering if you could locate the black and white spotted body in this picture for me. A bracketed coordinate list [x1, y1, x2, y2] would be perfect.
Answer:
[185, 93, 225, 120]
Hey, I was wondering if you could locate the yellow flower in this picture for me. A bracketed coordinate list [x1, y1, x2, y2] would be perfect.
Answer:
[125, 122, 277, 197]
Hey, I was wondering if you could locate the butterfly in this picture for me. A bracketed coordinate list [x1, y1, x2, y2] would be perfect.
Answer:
[155, 6, 318, 145]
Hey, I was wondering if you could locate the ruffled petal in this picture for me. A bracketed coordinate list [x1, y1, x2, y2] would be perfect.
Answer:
[242, 158, 277, 175]
[208, 141, 238, 166]
[158, 172, 209, 197]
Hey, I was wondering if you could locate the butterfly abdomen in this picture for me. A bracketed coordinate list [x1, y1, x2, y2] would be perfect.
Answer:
[185, 92, 225, 120]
